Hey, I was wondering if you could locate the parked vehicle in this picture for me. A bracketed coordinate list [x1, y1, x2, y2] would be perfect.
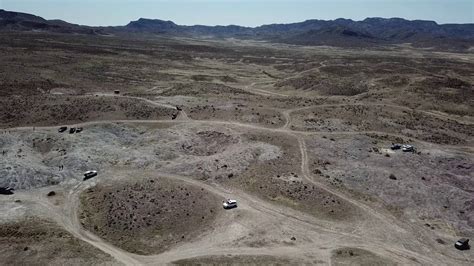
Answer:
[402, 144, 414, 152]
[83, 170, 98, 181]
[390, 143, 402, 150]
[223, 199, 237, 209]
[0, 187, 14, 195]
[58, 126, 68, 133]
[75, 127, 83, 133]
[455, 238, 470, 250]
[69, 127, 76, 134]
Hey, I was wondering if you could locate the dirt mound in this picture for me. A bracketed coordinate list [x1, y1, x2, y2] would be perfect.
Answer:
[181, 130, 239, 156]
[172, 254, 305, 265]
[79, 177, 222, 255]
[306, 134, 474, 236]
[0, 217, 113, 265]
[0, 95, 176, 128]
[160, 82, 250, 96]
[290, 105, 473, 145]
[166, 125, 282, 181]
[188, 105, 285, 128]
[376, 75, 410, 87]
[331, 247, 396, 266]
[408, 76, 474, 116]
[0, 79, 67, 96]
[190, 74, 237, 83]
[0, 124, 282, 190]
[251, 177, 357, 220]
[226, 133, 358, 221]
[276, 73, 369, 96]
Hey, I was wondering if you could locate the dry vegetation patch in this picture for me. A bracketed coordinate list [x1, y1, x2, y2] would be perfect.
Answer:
[290, 105, 473, 145]
[306, 134, 474, 235]
[188, 105, 285, 128]
[172, 254, 305, 265]
[228, 132, 358, 221]
[160, 82, 251, 97]
[331, 247, 396, 266]
[0, 217, 113, 265]
[276, 73, 370, 96]
[0, 95, 177, 128]
[79, 177, 222, 255]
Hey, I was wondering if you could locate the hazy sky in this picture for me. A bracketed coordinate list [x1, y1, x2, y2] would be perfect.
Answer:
[2, 0, 473, 26]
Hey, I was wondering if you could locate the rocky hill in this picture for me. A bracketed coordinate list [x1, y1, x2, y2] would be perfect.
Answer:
[1, 9, 473, 51]
[0, 9, 102, 34]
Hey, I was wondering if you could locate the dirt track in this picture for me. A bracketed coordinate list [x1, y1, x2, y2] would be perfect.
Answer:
[1, 33, 473, 265]
[3, 91, 472, 265]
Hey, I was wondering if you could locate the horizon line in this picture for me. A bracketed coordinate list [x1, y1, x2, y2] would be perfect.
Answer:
[2, 9, 473, 28]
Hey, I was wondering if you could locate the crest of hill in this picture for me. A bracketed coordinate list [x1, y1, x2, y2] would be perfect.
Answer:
[1, 9, 473, 51]
[0, 9, 102, 34]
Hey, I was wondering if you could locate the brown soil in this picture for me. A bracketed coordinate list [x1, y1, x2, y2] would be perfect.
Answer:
[79, 176, 223, 255]
[172, 254, 307, 265]
[290, 105, 473, 145]
[331, 247, 397, 266]
[305, 134, 474, 236]
[0, 95, 176, 128]
[1, 31, 473, 265]
[228, 132, 359, 221]
[0, 217, 113, 265]
[188, 104, 285, 128]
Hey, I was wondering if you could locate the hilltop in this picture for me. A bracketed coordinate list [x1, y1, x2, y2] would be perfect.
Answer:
[1, 9, 473, 51]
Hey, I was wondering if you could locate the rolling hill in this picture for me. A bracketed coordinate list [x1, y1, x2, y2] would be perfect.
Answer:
[1, 9, 473, 51]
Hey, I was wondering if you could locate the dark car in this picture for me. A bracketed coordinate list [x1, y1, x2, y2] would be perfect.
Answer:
[69, 127, 76, 134]
[76, 127, 83, 133]
[58, 126, 68, 133]
[0, 187, 14, 195]
[455, 238, 470, 250]
[390, 143, 402, 150]
[83, 170, 98, 181]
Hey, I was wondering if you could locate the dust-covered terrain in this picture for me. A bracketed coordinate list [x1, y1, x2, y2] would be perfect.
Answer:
[0, 216, 114, 265]
[0, 30, 473, 265]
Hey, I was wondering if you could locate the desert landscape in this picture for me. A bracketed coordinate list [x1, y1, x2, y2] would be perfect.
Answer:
[0, 8, 473, 265]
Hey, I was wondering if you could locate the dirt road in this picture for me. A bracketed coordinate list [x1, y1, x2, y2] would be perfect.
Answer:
[2, 94, 472, 265]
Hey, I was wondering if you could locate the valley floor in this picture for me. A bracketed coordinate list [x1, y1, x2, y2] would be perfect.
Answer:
[0, 32, 473, 265]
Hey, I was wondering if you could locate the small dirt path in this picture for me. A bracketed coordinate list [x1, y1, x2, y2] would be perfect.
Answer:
[3, 93, 472, 265]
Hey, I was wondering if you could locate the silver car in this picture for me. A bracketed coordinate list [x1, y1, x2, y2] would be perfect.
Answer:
[223, 199, 237, 209]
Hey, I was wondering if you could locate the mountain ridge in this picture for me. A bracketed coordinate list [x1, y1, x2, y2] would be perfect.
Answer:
[1, 9, 473, 51]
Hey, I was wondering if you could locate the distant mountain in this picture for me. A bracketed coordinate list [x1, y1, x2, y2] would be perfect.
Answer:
[125, 18, 180, 34]
[120, 16, 474, 50]
[1, 9, 473, 51]
[0, 9, 103, 35]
